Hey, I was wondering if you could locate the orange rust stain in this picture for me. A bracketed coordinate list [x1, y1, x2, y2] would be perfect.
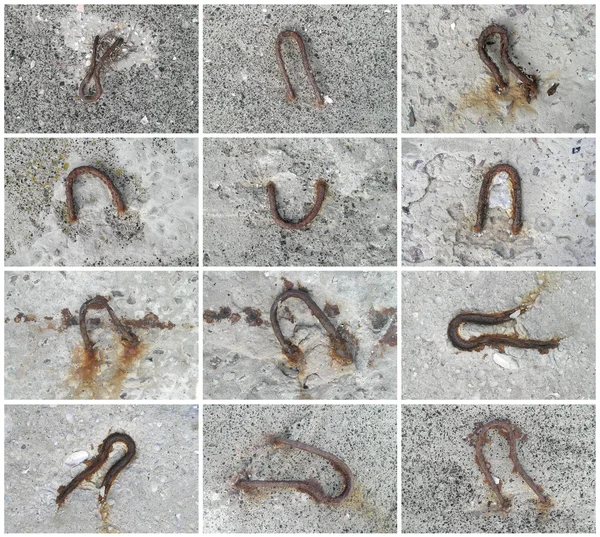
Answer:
[68, 338, 148, 400]
[68, 346, 104, 399]
[106, 340, 148, 399]
[328, 327, 358, 367]
[123, 312, 175, 330]
[280, 277, 294, 290]
[458, 74, 537, 125]
[203, 307, 232, 324]
[323, 302, 340, 318]
[243, 307, 263, 327]
[14, 313, 37, 323]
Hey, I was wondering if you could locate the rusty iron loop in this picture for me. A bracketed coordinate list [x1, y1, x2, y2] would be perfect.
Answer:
[467, 420, 551, 510]
[79, 295, 138, 353]
[267, 180, 326, 230]
[234, 436, 353, 505]
[275, 30, 324, 107]
[474, 164, 523, 235]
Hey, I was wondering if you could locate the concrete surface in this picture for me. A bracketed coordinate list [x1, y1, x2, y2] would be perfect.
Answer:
[402, 138, 596, 266]
[402, 5, 596, 133]
[5, 271, 198, 400]
[5, 5, 198, 133]
[203, 4, 397, 133]
[5, 404, 198, 533]
[402, 271, 595, 400]
[402, 404, 595, 533]
[203, 404, 397, 533]
[204, 271, 397, 400]
[5, 138, 199, 267]
[203, 138, 397, 267]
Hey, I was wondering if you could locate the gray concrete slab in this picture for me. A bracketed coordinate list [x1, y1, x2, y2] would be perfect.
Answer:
[5, 5, 198, 133]
[5, 271, 198, 400]
[5, 404, 198, 533]
[402, 404, 595, 533]
[203, 4, 397, 133]
[402, 137, 596, 266]
[5, 138, 199, 267]
[203, 404, 397, 533]
[203, 138, 397, 267]
[203, 271, 397, 400]
[402, 271, 595, 400]
[402, 5, 596, 133]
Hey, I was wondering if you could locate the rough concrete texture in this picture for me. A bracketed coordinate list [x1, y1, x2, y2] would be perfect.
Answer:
[402, 404, 595, 533]
[204, 404, 397, 533]
[5, 138, 199, 267]
[204, 271, 397, 400]
[5, 5, 198, 133]
[402, 271, 595, 400]
[5, 404, 198, 533]
[5, 271, 198, 400]
[203, 4, 396, 133]
[402, 5, 596, 133]
[402, 138, 596, 266]
[204, 138, 397, 267]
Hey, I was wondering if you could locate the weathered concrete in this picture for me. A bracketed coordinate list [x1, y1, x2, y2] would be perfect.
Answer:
[402, 404, 595, 532]
[204, 138, 397, 267]
[204, 404, 397, 533]
[402, 271, 595, 400]
[402, 138, 595, 266]
[204, 4, 396, 133]
[204, 271, 397, 400]
[402, 5, 596, 133]
[5, 5, 198, 133]
[5, 271, 198, 400]
[5, 138, 199, 267]
[5, 405, 198, 533]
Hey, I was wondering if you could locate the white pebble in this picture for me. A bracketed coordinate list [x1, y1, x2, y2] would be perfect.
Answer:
[65, 412, 75, 423]
[151, 483, 159, 493]
[493, 353, 519, 370]
[64, 451, 89, 466]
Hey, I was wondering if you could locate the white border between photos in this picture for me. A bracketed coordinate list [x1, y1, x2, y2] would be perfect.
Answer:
[0, 0, 597, 536]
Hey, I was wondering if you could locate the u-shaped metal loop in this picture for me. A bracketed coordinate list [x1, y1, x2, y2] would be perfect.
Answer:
[474, 164, 523, 235]
[267, 180, 326, 230]
[477, 24, 537, 103]
[79, 295, 138, 353]
[234, 436, 353, 506]
[79, 35, 125, 103]
[66, 166, 127, 223]
[270, 289, 355, 366]
[275, 30, 324, 107]
[467, 420, 551, 510]
[56, 432, 136, 506]
[447, 306, 559, 354]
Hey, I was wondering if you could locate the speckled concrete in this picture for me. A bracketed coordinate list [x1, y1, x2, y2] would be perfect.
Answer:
[203, 4, 397, 133]
[402, 5, 596, 133]
[203, 138, 397, 267]
[203, 404, 397, 533]
[203, 271, 397, 400]
[402, 404, 595, 533]
[5, 271, 198, 400]
[5, 404, 198, 533]
[402, 271, 595, 400]
[402, 138, 596, 266]
[5, 138, 199, 267]
[5, 4, 198, 133]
